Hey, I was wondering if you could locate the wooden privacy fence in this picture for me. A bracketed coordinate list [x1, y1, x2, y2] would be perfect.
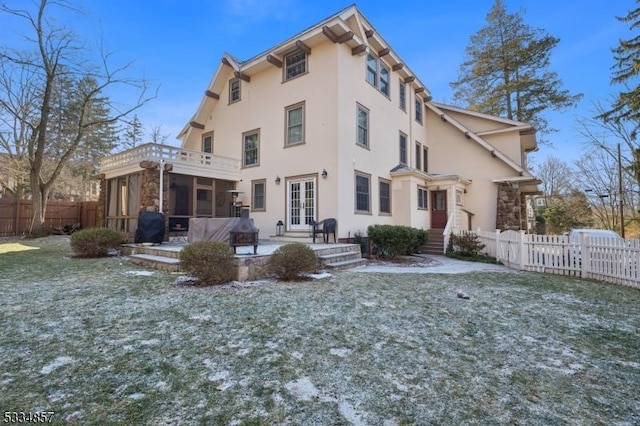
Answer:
[466, 229, 640, 289]
[0, 199, 97, 236]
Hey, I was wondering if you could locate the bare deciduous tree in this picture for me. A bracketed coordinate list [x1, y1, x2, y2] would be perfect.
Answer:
[0, 0, 154, 234]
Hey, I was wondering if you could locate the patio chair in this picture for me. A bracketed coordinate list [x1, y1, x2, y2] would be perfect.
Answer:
[311, 218, 337, 243]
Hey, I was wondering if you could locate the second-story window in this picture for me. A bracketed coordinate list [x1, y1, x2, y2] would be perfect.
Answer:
[229, 78, 241, 103]
[242, 130, 260, 167]
[356, 104, 369, 148]
[399, 80, 406, 111]
[285, 50, 307, 81]
[415, 142, 422, 170]
[285, 102, 305, 145]
[399, 132, 407, 165]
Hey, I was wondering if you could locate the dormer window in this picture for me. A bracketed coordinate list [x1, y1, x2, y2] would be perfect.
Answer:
[285, 50, 307, 81]
[229, 78, 241, 103]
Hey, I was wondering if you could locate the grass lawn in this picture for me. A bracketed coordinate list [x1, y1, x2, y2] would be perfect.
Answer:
[1, 236, 639, 425]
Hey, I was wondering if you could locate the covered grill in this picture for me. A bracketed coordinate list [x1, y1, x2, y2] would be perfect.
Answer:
[229, 210, 259, 254]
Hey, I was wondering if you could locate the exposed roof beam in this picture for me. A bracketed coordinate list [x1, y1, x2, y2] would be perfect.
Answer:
[296, 40, 311, 55]
[322, 26, 339, 43]
[234, 71, 250, 82]
[351, 44, 367, 56]
[415, 87, 425, 94]
[221, 57, 232, 67]
[337, 31, 354, 43]
[190, 121, 205, 130]
[392, 63, 404, 71]
[365, 29, 374, 38]
[205, 90, 219, 100]
[378, 47, 390, 57]
[266, 54, 282, 68]
[404, 76, 415, 84]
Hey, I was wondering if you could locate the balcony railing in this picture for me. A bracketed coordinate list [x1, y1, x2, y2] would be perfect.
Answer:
[100, 143, 240, 175]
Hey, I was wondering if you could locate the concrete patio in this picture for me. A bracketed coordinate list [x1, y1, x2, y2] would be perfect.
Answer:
[121, 239, 365, 280]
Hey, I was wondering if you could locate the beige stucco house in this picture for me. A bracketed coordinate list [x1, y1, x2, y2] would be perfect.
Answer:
[98, 5, 539, 246]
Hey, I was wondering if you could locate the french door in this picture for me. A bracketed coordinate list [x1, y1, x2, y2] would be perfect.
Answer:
[287, 177, 316, 231]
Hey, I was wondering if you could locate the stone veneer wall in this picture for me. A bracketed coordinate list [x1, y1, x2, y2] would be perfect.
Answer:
[496, 182, 522, 231]
[96, 174, 107, 227]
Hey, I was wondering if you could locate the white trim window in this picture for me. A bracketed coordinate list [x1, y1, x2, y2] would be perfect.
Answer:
[285, 102, 305, 145]
[242, 130, 260, 167]
[399, 80, 406, 111]
[285, 50, 307, 81]
[418, 186, 428, 209]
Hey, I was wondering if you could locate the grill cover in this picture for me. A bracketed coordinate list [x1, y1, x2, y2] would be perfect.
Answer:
[134, 211, 165, 244]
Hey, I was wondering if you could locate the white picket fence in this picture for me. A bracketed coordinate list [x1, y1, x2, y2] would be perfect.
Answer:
[465, 229, 640, 289]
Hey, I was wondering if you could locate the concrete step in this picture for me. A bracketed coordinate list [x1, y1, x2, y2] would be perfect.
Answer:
[318, 252, 360, 265]
[314, 245, 361, 257]
[325, 258, 368, 270]
[129, 254, 181, 272]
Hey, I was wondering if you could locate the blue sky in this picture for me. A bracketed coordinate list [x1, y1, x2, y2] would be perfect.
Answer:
[1, 0, 635, 167]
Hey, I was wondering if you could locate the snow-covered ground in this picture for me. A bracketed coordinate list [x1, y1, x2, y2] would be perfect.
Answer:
[1, 236, 640, 425]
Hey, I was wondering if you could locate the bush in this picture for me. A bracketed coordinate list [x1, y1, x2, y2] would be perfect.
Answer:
[269, 242, 317, 281]
[367, 225, 428, 258]
[446, 231, 498, 263]
[447, 231, 486, 257]
[180, 240, 235, 285]
[70, 228, 123, 257]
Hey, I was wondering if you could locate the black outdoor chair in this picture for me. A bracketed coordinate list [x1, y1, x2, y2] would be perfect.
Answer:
[311, 218, 337, 243]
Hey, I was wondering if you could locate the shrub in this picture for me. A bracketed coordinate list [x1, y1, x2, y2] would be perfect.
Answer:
[180, 240, 235, 286]
[269, 242, 317, 281]
[447, 231, 486, 257]
[446, 231, 498, 263]
[367, 225, 428, 258]
[70, 228, 123, 257]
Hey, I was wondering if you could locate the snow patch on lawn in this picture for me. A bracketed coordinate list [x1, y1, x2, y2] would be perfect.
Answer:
[329, 348, 352, 357]
[125, 270, 154, 276]
[285, 377, 319, 401]
[291, 351, 304, 360]
[40, 356, 73, 375]
[338, 400, 367, 426]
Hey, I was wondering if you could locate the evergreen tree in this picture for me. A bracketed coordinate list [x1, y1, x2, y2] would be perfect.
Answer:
[599, 2, 640, 137]
[123, 114, 143, 149]
[450, 0, 582, 138]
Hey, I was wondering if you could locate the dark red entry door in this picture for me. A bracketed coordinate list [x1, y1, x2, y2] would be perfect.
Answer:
[431, 190, 447, 228]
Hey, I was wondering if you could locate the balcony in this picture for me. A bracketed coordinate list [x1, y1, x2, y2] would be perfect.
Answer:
[100, 143, 240, 181]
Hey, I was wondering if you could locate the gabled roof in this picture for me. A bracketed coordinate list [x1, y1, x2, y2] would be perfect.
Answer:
[178, 5, 432, 141]
[426, 102, 536, 177]
[432, 102, 537, 152]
